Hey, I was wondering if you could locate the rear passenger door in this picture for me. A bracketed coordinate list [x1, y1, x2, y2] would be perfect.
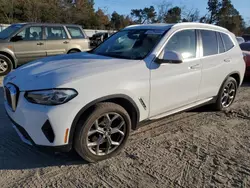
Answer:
[198, 30, 233, 100]
[45, 26, 70, 56]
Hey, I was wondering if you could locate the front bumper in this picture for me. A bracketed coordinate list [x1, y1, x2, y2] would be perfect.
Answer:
[7, 114, 71, 152]
[4, 91, 80, 150]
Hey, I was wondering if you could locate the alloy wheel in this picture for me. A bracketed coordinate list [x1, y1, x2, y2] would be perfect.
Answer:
[87, 113, 126, 156]
[221, 81, 236, 108]
[0, 59, 8, 73]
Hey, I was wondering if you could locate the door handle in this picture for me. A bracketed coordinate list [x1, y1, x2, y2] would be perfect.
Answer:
[63, 41, 69, 44]
[224, 59, 231, 63]
[37, 42, 44, 46]
[189, 64, 201, 69]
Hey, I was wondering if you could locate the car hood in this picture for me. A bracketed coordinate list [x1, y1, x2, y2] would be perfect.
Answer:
[4, 52, 139, 90]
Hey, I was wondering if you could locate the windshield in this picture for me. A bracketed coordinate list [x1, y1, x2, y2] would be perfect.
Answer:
[91, 29, 166, 60]
[0, 24, 23, 39]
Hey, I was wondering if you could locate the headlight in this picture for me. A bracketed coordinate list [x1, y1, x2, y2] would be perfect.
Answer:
[25, 89, 78, 105]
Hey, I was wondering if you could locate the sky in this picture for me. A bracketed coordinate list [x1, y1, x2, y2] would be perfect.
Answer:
[94, 0, 250, 24]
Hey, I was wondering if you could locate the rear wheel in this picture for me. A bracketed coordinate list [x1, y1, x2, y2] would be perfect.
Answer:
[0, 54, 13, 76]
[68, 49, 81, 54]
[74, 102, 131, 162]
[213, 77, 237, 111]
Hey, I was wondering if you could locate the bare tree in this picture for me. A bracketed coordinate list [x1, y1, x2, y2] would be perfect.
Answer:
[157, 0, 172, 23]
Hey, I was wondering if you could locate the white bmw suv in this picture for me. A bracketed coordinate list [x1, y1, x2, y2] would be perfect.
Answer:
[3, 23, 245, 162]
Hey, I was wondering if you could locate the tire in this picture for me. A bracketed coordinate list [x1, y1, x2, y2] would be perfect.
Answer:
[0, 54, 13, 76]
[74, 102, 131, 162]
[213, 77, 238, 111]
[68, 49, 80, 54]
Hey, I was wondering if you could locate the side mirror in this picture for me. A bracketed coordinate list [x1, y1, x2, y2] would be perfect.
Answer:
[10, 35, 23, 42]
[155, 50, 183, 64]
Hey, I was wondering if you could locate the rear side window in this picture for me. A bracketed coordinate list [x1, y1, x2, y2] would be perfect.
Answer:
[67, 27, 85, 39]
[221, 33, 234, 51]
[200, 30, 218, 56]
[45, 26, 68, 40]
[217, 32, 225, 53]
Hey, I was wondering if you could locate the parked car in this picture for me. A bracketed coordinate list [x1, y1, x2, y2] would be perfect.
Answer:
[236, 37, 245, 44]
[4, 23, 245, 162]
[242, 34, 250, 42]
[90, 32, 113, 47]
[240, 42, 250, 77]
[0, 23, 90, 76]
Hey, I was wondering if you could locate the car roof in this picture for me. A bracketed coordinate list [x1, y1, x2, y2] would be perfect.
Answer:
[125, 22, 229, 33]
[12, 23, 82, 27]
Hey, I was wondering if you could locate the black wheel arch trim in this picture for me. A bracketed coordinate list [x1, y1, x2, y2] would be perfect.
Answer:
[68, 94, 140, 147]
[216, 71, 241, 97]
[67, 48, 81, 53]
[225, 71, 241, 86]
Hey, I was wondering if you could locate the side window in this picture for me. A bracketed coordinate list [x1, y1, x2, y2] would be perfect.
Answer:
[45, 26, 68, 40]
[200, 30, 218, 56]
[164, 29, 196, 59]
[221, 33, 234, 51]
[67, 27, 85, 39]
[217, 32, 225, 53]
[16, 26, 43, 41]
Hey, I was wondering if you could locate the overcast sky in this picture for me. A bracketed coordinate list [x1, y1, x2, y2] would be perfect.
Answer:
[94, 0, 250, 24]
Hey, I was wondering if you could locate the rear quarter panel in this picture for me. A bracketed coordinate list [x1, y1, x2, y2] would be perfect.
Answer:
[68, 39, 90, 52]
[229, 33, 246, 85]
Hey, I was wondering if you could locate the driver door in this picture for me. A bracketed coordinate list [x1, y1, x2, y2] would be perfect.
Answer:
[12, 26, 46, 64]
[150, 29, 202, 117]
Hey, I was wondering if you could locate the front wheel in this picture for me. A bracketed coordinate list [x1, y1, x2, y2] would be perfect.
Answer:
[213, 77, 238, 111]
[74, 102, 131, 162]
[0, 55, 13, 76]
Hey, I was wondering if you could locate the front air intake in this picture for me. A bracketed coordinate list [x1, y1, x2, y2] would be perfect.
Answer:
[41, 120, 55, 143]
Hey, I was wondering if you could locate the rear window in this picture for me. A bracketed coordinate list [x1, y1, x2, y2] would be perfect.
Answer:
[67, 27, 85, 39]
[200, 30, 218, 56]
[221, 33, 234, 51]
[240, 43, 250, 51]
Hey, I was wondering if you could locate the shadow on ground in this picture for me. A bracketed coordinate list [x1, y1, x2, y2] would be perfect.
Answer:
[0, 87, 88, 170]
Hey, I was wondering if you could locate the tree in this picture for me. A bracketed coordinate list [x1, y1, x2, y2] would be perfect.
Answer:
[157, 0, 172, 23]
[0, 0, 16, 23]
[245, 27, 250, 34]
[131, 6, 156, 24]
[217, 0, 245, 35]
[95, 8, 109, 29]
[182, 9, 200, 22]
[164, 6, 181, 23]
[110, 11, 122, 30]
[207, 0, 220, 24]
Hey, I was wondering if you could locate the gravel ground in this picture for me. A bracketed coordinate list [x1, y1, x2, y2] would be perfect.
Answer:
[1, 76, 250, 188]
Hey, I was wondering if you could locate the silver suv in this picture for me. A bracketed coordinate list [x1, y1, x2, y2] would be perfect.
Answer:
[0, 23, 90, 76]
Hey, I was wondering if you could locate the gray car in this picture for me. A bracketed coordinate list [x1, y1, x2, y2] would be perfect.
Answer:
[0, 23, 90, 76]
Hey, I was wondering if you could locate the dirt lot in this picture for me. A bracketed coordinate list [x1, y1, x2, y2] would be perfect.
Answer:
[1, 77, 250, 188]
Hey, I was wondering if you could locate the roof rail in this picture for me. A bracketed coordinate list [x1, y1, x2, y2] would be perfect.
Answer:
[173, 22, 228, 31]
